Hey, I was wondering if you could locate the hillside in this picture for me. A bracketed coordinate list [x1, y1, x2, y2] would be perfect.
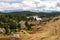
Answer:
[0, 11, 60, 40]
[19, 16, 60, 40]
[1, 11, 60, 17]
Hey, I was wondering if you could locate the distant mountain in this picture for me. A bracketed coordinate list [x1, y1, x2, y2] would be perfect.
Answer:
[0, 9, 60, 13]
[0, 11, 60, 14]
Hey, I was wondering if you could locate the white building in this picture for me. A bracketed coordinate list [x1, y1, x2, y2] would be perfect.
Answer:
[27, 16, 42, 21]
[33, 16, 42, 21]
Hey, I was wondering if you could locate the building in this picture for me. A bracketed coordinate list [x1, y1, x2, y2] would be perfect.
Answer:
[27, 16, 42, 21]
[33, 16, 42, 21]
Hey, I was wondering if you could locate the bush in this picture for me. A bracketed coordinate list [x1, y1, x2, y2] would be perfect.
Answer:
[25, 21, 32, 30]
[1, 23, 10, 34]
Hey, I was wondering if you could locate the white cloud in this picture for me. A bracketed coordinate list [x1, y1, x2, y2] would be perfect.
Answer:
[0, 0, 22, 2]
[0, 0, 60, 12]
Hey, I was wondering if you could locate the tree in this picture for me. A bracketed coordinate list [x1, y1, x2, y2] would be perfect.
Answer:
[2, 23, 10, 34]
[17, 24, 21, 30]
[25, 21, 32, 30]
[9, 21, 18, 29]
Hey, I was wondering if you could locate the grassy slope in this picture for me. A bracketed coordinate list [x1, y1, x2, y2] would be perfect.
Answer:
[0, 11, 60, 40]
[20, 16, 60, 40]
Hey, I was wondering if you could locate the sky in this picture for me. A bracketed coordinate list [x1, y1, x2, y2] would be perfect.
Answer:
[0, 0, 60, 12]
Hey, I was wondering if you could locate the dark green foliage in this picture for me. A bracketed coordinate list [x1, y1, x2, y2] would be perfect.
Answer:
[17, 24, 21, 30]
[1, 23, 9, 34]
[25, 21, 32, 30]
[28, 17, 34, 21]
[5, 27, 9, 34]
[9, 21, 18, 29]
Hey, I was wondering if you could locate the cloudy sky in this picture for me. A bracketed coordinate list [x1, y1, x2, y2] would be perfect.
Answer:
[0, 0, 60, 12]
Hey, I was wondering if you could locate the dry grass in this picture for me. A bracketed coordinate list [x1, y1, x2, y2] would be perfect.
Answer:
[0, 17, 60, 40]
[20, 17, 60, 40]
